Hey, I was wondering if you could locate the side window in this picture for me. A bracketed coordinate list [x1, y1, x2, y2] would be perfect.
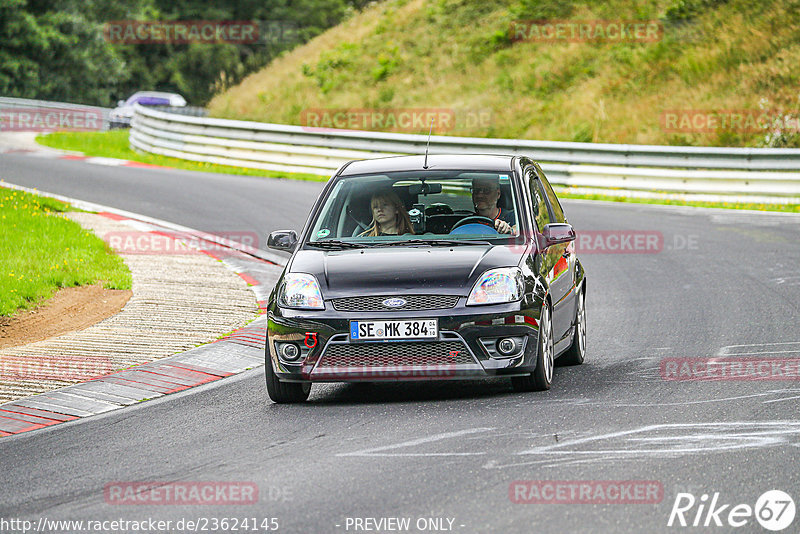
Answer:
[531, 179, 551, 232]
[535, 165, 566, 223]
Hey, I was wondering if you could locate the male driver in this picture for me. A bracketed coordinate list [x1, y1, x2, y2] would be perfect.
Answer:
[471, 176, 515, 234]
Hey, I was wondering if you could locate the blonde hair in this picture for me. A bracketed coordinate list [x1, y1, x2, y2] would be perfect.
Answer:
[360, 190, 415, 237]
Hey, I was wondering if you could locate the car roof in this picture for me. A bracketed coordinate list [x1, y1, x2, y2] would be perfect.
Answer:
[125, 91, 187, 106]
[129, 91, 183, 98]
[339, 155, 516, 176]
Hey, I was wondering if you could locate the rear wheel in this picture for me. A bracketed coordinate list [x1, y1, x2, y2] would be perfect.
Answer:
[511, 302, 554, 392]
[265, 356, 311, 403]
[559, 286, 586, 366]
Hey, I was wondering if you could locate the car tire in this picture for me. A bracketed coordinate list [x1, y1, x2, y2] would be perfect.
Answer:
[511, 302, 553, 392]
[265, 356, 311, 403]
[558, 286, 586, 366]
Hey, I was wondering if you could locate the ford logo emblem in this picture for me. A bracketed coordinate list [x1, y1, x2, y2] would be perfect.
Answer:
[382, 297, 406, 308]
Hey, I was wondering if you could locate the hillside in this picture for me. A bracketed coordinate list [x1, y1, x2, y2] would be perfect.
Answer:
[208, 0, 800, 147]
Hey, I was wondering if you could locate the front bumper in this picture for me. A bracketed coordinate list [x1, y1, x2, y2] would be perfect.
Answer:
[267, 299, 543, 382]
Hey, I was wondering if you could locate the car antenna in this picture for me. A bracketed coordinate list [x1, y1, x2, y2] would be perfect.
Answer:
[423, 118, 433, 169]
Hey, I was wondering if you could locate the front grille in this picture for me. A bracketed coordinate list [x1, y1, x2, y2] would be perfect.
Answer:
[317, 340, 474, 367]
[332, 295, 459, 312]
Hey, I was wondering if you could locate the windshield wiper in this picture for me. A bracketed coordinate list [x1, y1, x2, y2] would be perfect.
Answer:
[378, 239, 494, 247]
[306, 240, 374, 249]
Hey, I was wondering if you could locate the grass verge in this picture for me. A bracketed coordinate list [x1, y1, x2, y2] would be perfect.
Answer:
[35, 130, 328, 182]
[556, 189, 800, 213]
[209, 0, 800, 148]
[0, 187, 132, 317]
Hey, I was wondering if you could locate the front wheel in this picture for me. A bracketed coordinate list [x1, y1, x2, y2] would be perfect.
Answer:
[265, 356, 311, 403]
[511, 302, 554, 392]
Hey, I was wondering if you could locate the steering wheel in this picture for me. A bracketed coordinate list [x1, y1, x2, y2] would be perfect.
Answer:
[450, 216, 498, 234]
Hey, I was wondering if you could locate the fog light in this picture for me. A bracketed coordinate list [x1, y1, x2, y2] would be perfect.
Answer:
[279, 343, 301, 361]
[497, 338, 518, 356]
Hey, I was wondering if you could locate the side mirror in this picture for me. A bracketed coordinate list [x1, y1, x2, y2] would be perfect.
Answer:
[267, 230, 298, 252]
[541, 223, 576, 248]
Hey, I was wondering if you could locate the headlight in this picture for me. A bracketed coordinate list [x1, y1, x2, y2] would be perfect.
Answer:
[278, 273, 324, 310]
[467, 267, 524, 306]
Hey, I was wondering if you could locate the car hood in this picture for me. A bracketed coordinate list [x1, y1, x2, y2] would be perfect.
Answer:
[288, 245, 526, 298]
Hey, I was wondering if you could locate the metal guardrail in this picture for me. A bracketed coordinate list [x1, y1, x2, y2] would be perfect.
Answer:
[0, 96, 113, 131]
[129, 104, 800, 202]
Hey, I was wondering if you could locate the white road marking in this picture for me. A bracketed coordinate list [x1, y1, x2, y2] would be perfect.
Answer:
[715, 350, 800, 356]
[480, 421, 800, 470]
[521, 421, 800, 452]
[717, 341, 800, 356]
[337, 427, 494, 457]
[483, 422, 800, 469]
[85, 156, 127, 166]
[569, 390, 800, 407]
[120, 219, 158, 232]
[769, 276, 800, 286]
[763, 394, 800, 404]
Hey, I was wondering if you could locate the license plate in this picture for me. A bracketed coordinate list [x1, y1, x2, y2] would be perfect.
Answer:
[350, 319, 438, 340]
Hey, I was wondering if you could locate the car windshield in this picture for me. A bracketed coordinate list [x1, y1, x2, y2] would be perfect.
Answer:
[307, 170, 523, 246]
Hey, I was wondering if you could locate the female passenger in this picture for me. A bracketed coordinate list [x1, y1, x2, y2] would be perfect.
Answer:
[360, 189, 415, 236]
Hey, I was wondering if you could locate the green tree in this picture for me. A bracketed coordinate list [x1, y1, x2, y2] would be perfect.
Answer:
[1, 0, 368, 106]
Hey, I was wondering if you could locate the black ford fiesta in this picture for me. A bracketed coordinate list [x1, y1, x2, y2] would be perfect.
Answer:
[265, 154, 586, 403]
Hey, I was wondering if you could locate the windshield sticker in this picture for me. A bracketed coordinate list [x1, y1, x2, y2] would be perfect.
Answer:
[317, 229, 330, 238]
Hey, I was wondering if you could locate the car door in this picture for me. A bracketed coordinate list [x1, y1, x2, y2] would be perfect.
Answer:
[531, 166, 575, 344]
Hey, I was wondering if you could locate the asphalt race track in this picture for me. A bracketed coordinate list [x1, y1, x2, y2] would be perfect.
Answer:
[2, 154, 800, 533]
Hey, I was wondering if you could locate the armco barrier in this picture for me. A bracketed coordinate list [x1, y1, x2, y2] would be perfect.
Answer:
[128, 104, 799, 203]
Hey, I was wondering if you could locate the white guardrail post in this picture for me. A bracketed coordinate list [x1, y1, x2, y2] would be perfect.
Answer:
[128, 104, 800, 203]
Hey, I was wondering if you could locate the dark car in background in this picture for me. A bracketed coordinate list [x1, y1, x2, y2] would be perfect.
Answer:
[265, 154, 586, 403]
[108, 91, 187, 128]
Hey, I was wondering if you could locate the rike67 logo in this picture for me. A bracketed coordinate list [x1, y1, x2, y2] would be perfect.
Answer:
[668, 490, 795, 531]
